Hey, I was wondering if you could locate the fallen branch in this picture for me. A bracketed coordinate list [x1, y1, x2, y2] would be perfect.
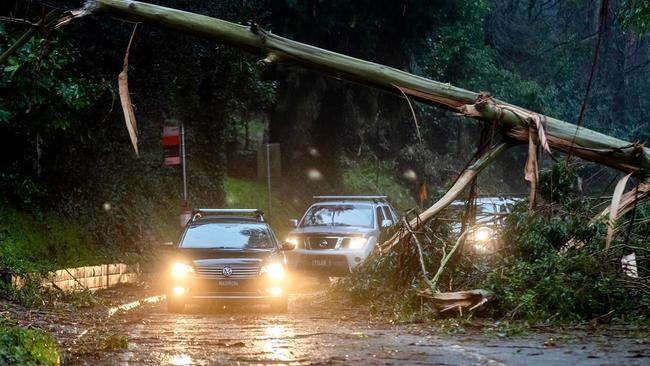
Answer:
[429, 229, 471, 291]
[401, 217, 436, 293]
[380, 141, 514, 252]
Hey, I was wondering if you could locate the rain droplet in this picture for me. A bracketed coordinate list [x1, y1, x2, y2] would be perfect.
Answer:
[226, 194, 236, 205]
[307, 168, 323, 181]
[403, 169, 417, 181]
[308, 147, 320, 157]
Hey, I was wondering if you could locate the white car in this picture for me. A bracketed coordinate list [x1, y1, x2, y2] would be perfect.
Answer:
[285, 196, 398, 280]
[448, 196, 521, 253]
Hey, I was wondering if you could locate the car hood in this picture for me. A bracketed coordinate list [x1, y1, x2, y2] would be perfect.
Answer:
[173, 248, 283, 266]
[289, 226, 377, 237]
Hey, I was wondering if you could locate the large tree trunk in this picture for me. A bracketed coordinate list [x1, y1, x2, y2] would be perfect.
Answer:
[77, 0, 650, 177]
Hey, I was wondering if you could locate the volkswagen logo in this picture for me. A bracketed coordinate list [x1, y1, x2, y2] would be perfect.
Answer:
[319, 239, 329, 248]
[222, 266, 233, 277]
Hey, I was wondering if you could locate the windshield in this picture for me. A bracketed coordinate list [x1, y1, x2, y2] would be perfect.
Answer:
[180, 223, 274, 249]
[301, 204, 374, 228]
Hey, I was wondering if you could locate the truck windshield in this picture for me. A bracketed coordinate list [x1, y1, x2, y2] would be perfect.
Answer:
[180, 223, 274, 249]
[301, 204, 374, 228]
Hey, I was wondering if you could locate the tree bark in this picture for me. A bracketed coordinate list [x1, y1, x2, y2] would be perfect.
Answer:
[78, 0, 650, 177]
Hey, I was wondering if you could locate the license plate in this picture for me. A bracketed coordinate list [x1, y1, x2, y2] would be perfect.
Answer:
[312, 259, 329, 266]
[218, 280, 239, 287]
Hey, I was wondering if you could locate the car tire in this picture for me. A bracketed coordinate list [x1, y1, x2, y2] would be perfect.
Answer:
[270, 295, 288, 313]
[167, 296, 185, 313]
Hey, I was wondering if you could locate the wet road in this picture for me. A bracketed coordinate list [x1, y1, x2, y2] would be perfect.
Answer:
[78, 283, 649, 365]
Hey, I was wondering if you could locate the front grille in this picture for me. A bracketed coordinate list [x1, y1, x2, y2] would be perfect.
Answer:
[194, 264, 259, 279]
[306, 236, 340, 250]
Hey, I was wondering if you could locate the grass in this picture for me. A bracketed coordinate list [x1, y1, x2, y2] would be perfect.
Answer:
[339, 156, 416, 210]
[0, 202, 113, 274]
[224, 176, 303, 240]
[0, 326, 60, 366]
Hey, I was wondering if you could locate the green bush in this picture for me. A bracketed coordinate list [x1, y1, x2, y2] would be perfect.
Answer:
[0, 326, 60, 366]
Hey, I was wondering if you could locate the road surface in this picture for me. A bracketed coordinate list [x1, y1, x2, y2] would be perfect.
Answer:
[65, 281, 648, 365]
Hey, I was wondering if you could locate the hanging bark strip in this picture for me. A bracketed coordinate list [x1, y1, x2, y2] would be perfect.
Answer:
[525, 124, 540, 209]
[69, 0, 650, 176]
[118, 24, 139, 155]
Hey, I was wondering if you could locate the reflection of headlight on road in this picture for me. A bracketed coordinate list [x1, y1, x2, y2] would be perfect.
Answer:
[261, 263, 285, 280]
[171, 263, 194, 278]
[472, 227, 492, 242]
[348, 237, 368, 249]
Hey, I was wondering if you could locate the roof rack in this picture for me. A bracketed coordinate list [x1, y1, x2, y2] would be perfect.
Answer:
[313, 195, 388, 201]
[191, 208, 265, 222]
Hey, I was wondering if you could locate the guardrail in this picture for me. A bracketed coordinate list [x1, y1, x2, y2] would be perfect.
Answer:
[11, 263, 139, 292]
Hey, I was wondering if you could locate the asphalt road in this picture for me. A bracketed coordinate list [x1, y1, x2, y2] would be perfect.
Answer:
[68, 281, 649, 366]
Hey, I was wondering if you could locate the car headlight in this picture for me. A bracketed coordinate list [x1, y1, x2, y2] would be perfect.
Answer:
[348, 237, 368, 249]
[260, 262, 285, 280]
[472, 227, 492, 243]
[171, 263, 194, 278]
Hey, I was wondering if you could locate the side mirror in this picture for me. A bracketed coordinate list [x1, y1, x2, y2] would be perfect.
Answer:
[289, 219, 298, 228]
[381, 219, 393, 228]
[281, 242, 296, 251]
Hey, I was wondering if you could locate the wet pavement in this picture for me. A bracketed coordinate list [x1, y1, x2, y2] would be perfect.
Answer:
[62, 281, 649, 365]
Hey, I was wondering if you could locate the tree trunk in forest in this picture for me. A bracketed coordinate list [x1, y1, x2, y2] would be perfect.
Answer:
[75, 0, 650, 178]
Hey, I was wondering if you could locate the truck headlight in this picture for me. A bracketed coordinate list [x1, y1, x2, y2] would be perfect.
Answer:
[171, 263, 194, 278]
[348, 237, 367, 249]
[286, 236, 300, 246]
[260, 262, 285, 280]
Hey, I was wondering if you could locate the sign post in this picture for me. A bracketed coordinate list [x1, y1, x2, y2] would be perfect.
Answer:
[162, 125, 190, 227]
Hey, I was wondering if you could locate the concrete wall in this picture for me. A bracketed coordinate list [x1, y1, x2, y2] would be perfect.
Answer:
[12, 263, 139, 292]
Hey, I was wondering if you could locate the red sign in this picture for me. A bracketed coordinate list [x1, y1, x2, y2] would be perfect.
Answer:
[162, 127, 180, 147]
[163, 126, 180, 165]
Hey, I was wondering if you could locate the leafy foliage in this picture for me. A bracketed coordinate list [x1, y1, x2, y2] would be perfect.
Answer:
[621, 0, 650, 32]
[0, 326, 60, 366]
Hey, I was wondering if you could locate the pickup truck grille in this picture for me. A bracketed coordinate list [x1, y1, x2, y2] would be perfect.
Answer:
[194, 264, 259, 279]
[306, 236, 341, 250]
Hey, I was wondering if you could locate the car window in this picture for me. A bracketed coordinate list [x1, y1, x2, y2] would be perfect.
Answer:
[381, 206, 395, 223]
[180, 223, 274, 249]
[375, 206, 385, 225]
[301, 204, 374, 228]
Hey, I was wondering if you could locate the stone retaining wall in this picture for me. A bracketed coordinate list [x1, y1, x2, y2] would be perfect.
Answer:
[12, 263, 139, 292]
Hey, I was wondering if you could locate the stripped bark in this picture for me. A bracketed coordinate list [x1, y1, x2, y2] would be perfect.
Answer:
[118, 25, 139, 155]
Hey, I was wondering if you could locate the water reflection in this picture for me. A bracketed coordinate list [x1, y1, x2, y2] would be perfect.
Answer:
[264, 324, 294, 361]
[168, 353, 193, 365]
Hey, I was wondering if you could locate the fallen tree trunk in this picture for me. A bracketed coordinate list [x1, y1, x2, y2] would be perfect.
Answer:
[74, 0, 650, 177]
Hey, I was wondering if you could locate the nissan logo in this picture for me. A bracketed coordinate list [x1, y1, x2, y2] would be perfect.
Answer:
[319, 239, 329, 247]
[222, 266, 233, 277]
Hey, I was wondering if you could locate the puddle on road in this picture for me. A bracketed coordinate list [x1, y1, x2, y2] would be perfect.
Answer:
[167, 353, 193, 365]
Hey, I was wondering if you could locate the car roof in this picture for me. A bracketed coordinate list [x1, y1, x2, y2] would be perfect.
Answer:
[188, 217, 269, 225]
[309, 201, 376, 206]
